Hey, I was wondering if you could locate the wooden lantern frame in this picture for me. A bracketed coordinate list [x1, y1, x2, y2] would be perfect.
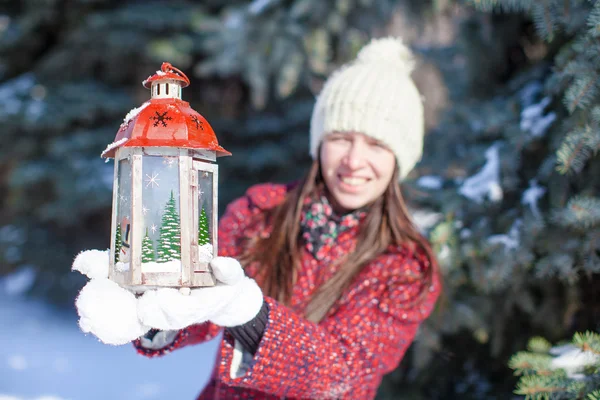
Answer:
[108, 146, 218, 291]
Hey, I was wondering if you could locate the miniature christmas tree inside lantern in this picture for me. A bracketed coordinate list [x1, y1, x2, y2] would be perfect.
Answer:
[101, 62, 231, 291]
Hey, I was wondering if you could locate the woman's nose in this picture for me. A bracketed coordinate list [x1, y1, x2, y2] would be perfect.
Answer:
[343, 141, 366, 169]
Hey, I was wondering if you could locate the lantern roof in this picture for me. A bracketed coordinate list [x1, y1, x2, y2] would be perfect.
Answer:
[102, 63, 231, 159]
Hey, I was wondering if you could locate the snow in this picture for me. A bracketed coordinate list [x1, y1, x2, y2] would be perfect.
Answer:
[519, 81, 543, 106]
[416, 175, 443, 190]
[460, 229, 472, 239]
[76, 278, 149, 346]
[198, 244, 213, 263]
[487, 219, 522, 251]
[100, 137, 129, 159]
[410, 209, 443, 233]
[519, 80, 556, 138]
[224, 10, 244, 30]
[437, 244, 451, 264]
[520, 96, 556, 138]
[248, 0, 275, 14]
[115, 261, 130, 272]
[549, 344, 600, 378]
[72, 249, 109, 280]
[521, 179, 546, 219]
[142, 259, 181, 273]
[141, 72, 166, 87]
[0, 278, 219, 399]
[120, 101, 150, 129]
[459, 143, 503, 204]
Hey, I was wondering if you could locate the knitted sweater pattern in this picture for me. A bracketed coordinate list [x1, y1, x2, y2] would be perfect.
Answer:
[134, 183, 440, 400]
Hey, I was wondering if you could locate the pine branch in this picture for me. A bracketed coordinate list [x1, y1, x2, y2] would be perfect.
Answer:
[564, 75, 598, 113]
[588, 1, 600, 38]
[556, 126, 594, 174]
[573, 331, 600, 355]
[532, 1, 558, 41]
[563, 60, 593, 78]
[591, 106, 600, 126]
[509, 351, 554, 375]
[588, 390, 600, 400]
[514, 374, 571, 400]
[529, 337, 553, 353]
[584, 120, 600, 154]
[553, 196, 600, 230]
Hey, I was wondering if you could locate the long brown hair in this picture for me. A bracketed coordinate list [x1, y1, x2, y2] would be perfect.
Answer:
[239, 158, 438, 323]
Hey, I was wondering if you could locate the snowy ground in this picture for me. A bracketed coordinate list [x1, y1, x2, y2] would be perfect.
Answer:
[0, 278, 219, 400]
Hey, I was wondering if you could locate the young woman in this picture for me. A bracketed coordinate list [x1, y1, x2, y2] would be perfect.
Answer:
[74, 37, 441, 400]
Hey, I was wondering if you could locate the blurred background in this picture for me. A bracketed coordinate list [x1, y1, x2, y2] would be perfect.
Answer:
[0, 0, 599, 399]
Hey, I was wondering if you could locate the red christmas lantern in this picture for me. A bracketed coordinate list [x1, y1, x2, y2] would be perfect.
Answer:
[101, 62, 230, 291]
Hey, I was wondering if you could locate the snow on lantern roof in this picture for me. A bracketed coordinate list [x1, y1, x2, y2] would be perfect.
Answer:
[142, 62, 190, 89]
[101, 63, 231, 159]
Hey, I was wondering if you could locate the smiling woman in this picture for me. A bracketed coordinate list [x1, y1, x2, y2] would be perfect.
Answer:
[74, 37, 441, 400]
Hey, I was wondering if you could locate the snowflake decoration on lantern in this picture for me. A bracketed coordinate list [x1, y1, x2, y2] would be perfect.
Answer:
[162, 157, 177, 168]
[150, 111, 172, 127]
[142, 205, 149, 215]
[150, 224, 158, 234]
[119, 194, 128, 205]
[145, 172, 160, 188]
[191, 115, 204, 131]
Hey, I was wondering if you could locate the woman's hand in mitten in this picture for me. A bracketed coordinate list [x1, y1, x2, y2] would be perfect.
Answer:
[72, 250, 150, 345]
[137, 257, 263, 331]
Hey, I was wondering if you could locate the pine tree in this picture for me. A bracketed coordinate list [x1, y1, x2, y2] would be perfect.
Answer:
[156, 190, 181, 262]
[509, 332, 600, 399]
[142, 228, 156, 263]
[198, 206, 210, 246]
[457, 1, 600, 398]
[114, 223, 122, 264]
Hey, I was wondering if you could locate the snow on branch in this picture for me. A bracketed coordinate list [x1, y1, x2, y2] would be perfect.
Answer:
[488, 219, 522, 251]
[417, 175, 443, 190]
[521, 179, 546, 219]
[520, 96, 556, 137]
[459, 143, 503, 204]
[549, 344, 600, 378]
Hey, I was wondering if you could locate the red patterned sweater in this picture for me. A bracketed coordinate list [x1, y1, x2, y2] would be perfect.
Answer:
[134, 183, 441, 400]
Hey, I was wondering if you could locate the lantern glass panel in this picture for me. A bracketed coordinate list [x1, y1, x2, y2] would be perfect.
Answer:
[141, 155, 181, 273]
[196, 170, 214, 262]
[115, 158, 133, 270]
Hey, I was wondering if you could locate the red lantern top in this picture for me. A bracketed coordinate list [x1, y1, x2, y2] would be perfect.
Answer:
[142, 62, 190, 89]
[102, 62, 231, 159]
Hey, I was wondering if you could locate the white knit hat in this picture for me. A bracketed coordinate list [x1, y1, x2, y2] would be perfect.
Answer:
[309, 37, 424, 180]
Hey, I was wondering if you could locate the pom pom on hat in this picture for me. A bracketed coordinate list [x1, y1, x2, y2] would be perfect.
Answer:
[355, 37, 415, 74]
[309, 36, 425, 181]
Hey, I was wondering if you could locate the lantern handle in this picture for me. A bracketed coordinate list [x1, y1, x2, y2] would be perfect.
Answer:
[161, 62, 191, 86]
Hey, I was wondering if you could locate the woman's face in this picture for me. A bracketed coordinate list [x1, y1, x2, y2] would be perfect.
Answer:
[320, 131, 396, 212]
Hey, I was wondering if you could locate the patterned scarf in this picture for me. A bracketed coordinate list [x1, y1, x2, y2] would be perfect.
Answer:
[299, 191, 366, 260]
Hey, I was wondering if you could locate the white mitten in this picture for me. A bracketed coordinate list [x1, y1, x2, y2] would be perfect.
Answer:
[73, 250, 150, 345]
[137, 257, 263, 331]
